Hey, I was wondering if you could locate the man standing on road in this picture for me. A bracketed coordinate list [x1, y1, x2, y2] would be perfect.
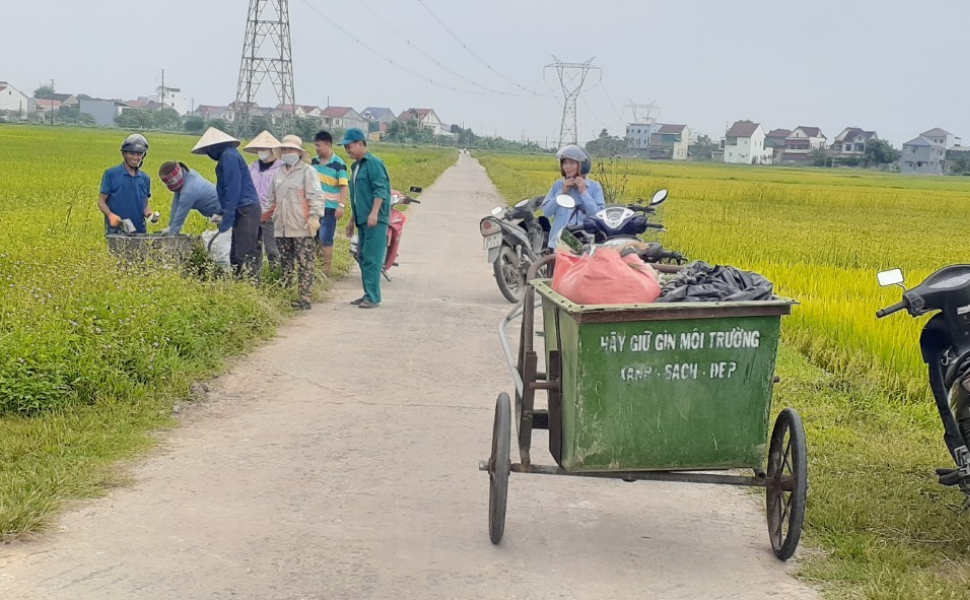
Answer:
[157, 161, 221, 235]
[244, 130, 283, 269]
[191, 127, 262, 281]
[98, 134, 154, 235]
[341, 128, 391, 309]
[310, 130, 349, 277]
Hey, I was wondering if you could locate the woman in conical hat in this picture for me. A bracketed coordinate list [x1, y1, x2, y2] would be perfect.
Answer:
[191, 126, 262, 282]
[244, 130, 283, 268]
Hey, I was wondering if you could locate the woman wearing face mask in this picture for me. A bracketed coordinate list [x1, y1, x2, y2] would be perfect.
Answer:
[244, 131, 283, 269]
[261, 135, 327, 310]
[191, 127, 262, 281]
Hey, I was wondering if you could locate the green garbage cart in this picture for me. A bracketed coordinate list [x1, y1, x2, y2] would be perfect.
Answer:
[482, 255, 808, 561]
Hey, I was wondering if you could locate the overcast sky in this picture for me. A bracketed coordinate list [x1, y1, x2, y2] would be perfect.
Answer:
[3, 0, 968, 146]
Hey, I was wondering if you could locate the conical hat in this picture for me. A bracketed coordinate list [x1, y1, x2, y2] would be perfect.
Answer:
[191, 127, 240, 154]
[279, 134, 310, 162]
[244, 130, 282, 153]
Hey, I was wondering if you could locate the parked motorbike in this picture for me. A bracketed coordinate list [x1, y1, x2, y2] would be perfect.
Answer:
[558, 189, 688, 265]
[350, 186, 422, 282]
[479, 196, 551, 303]
[876, 265, 970, 499]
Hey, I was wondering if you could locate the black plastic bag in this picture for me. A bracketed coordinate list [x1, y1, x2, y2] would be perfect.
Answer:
[657, 261, 774, 303]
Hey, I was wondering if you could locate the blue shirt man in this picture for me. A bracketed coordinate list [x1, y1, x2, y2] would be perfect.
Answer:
[99, 134, 153, 234]
[213, 146, 259, 234]
[158, 161, 221, 235]
[540, 178, 606, 249]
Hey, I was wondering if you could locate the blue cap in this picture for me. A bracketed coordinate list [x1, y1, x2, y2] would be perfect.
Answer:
[339, 128, 367, 145]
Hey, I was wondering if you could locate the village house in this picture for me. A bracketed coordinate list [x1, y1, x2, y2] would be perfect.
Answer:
[192, 105, 229, 121]
[322, 106, 367, 131]
[781, 126, 826, 163]
[0, 81, 31, 118]
[398, 107, 449, 136]
[626, 121, 661, 157]
[78, 98, 130, 127]
[647, 124, 691, 160]
[900, 136, 946, 175]
[920, 127, 961, 149]
[361, 107, 397, 133]
[723, 120, 773, 165]
[830, 127, 878, 157]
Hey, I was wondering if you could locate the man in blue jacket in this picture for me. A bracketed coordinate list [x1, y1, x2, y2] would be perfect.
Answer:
[192, 127, 261, 281]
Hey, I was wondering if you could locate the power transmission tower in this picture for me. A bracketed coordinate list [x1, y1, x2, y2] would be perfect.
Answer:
[626, 100, 659, 125]
[545, 56, 600, 147]
[234, 0, 296, 136]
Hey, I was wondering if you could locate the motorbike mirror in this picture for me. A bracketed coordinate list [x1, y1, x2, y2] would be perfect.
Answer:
[556, 194, 577, 209]
[409, 186, 423, 193]
[514, 198, 531, 209]
[490, 206, 504, 216]
[877, 268, 906, 289]
[650, 189, 669, 205]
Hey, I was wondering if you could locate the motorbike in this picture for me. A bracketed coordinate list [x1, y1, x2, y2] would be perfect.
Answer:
[558, 189, 688, 265]
[350, 186, 422, 282]
[479, 196, 551, 303]
[876, 265, 970, 499]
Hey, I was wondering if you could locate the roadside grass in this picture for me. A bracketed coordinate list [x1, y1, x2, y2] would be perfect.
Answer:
[0, 125, 456, 540]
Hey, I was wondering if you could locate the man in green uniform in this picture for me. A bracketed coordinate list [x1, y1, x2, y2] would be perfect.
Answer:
[341, 128, 391, 309]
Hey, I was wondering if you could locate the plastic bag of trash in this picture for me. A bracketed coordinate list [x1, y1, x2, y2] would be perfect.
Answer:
[201, 229, 231, 268]
[656, 261, 773, 303]
[553, 247, 661, 305]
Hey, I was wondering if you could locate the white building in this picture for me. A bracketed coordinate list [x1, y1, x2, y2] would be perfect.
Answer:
[0, 81, 31, 118]
[920, 128, 961, 150]
[723, 120, 773, 165]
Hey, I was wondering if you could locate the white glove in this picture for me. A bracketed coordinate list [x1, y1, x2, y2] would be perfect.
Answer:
[209, 214, 223, 225]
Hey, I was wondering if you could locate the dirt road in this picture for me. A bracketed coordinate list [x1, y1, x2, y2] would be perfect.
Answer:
[0, 155, 819, 600]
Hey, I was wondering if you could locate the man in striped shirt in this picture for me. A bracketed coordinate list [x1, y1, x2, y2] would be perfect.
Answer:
[311, 130, 349, 276]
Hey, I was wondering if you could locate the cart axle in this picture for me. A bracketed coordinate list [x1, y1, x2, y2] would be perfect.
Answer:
[480, 461, 794, 490]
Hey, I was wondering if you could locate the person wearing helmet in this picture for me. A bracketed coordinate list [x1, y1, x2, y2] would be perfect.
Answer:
[97, 134, 154, 235]
[540, 144, 605, 249]
[157, 161, 221, 235]
[191, 127, 262, 281]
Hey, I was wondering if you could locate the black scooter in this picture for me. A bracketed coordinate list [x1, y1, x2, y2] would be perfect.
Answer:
[479, 197, 551, 303]
[877, 265, 970, 498]
[558, 189, 688, 265]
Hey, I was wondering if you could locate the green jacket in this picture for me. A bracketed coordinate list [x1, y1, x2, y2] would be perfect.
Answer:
[349, 152, 392, 226]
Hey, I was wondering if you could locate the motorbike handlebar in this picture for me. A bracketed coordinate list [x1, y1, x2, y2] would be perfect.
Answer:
[645, 222, 665, 229]
[876, 300, 908, 318]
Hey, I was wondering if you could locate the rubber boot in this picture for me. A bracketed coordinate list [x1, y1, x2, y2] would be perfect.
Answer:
[321, 245, 334, 277]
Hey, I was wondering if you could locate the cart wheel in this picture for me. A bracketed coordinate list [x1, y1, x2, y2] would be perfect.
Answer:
[766, 408, 808, 561]
[489, 392, 512, 545]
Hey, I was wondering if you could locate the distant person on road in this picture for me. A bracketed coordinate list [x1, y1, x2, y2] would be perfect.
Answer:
[98, 134, 153, 235]
[342, 128, 391, 309]
[244, 130, 284, 269]
[310, 130, 349, 277]
[540, 144, 605, 249]
[191, 127, 262, 281]
[261, 134, 326, 311]
[157, 161, 221, 235]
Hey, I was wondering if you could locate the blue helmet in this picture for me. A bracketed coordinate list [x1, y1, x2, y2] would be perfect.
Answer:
[556, 144, 591, 176]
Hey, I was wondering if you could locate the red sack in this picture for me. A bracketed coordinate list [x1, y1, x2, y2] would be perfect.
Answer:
[552, 247, 661, 305]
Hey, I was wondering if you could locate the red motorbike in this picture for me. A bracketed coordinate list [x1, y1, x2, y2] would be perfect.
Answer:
[350, 186, 422, 281]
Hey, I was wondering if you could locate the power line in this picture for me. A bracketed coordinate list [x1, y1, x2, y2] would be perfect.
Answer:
[355, 0, 548, 98]
[413, 0, 547, 96]
[297, 0, 521, 97]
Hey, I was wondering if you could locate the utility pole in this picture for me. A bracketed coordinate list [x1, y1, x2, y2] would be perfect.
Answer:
[235, 0, 296, 136]
[49, 78, 55, 126]
[545, 56, 600, 147]
[160, 68, 165, 108]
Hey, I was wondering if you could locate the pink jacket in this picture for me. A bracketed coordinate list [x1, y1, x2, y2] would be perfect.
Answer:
[249, 159, 284, 211]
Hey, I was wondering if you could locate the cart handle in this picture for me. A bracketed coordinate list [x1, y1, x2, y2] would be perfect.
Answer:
[497, 254, 557, 398]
